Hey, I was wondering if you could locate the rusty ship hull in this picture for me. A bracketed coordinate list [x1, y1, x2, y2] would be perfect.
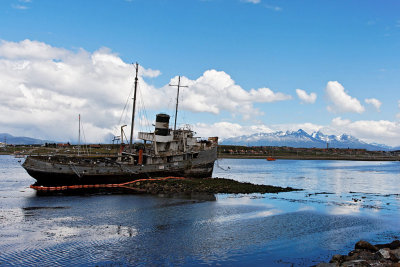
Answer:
[23, 146, 217, 186]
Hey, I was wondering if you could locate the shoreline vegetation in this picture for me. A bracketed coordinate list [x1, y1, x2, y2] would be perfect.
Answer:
[219, 145, 400, 161]
[123, 177, 300, 195]
[2, 144, 399, 161]
[33, 177, 300, 196]
[219, 154, 400, 161]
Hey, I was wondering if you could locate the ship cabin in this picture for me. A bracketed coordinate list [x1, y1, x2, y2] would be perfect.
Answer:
[136, 113, 217, 165]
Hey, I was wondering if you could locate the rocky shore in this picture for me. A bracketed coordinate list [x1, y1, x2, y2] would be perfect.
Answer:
[124, 177, 299, 195]
[317, 240, 400, 266]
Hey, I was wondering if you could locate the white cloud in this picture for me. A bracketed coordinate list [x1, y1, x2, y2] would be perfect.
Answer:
[194, 121, 276, 140]
[195, 122, 247, 139]
[11, 4, 29, 9]
[325, 81, 365, 114]
[0, 39, 68, 59]
[270, 122, 323, 134]
[264, 4, 282, 11]
[328, 117, 400, 146]
[0, 39, 291, 143]
[396, 100, 400, 119]
[296, 89, 317, 104]
[165, 70, 291, 119]
[0, 40, 158, 143]
[6, 40, 398, 147]
[365, 98, 382, 112]
[242, 0, 261, 4]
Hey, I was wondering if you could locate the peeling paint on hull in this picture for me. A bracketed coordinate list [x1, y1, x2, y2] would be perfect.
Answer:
[23, 147, 217, 186]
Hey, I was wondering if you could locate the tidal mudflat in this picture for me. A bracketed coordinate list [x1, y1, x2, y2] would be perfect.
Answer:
[0, 155, 399, 266]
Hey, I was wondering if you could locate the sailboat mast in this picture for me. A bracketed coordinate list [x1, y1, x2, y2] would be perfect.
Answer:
[169, 76, 188, 132]
[78, 114, 81, 156]
[129, 63, 139, 152]
[174, 76, 181, 132]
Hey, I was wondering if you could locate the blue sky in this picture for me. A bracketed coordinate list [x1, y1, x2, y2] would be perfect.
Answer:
[0, 0, 400, 145]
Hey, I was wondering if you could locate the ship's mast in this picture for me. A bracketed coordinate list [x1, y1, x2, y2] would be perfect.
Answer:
[169, 76, 188, 131]
[129, 63, 139, 152]
[78, 114, 81, 156]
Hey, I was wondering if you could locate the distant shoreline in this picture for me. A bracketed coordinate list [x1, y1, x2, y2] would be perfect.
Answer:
[218, 154, 400, 161]
[2, 145, 399, 162]
[2, 153, 398, 162]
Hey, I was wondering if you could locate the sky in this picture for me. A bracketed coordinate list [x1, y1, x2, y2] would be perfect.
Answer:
[0, 0, 400, 146]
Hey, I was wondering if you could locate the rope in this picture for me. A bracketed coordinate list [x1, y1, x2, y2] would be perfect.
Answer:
[215, 159, 230, 171]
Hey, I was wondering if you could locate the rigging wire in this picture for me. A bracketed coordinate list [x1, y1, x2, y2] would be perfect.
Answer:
[80, 117, 90, 155]
[180, 82, 187, 129]
[111, 68, 136, 139]
[137, 81, 151, 133]
[215, 159, 231, 171]
[118, 83, 134, 127]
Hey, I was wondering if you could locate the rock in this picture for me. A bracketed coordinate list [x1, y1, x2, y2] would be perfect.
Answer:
[376, 240, 400, 250]
[343, 250, 379, 262]
[388, 240, 400, 250]
[318, 240, 400, 266]
[330, 254, 345, 263]
[358, 250, 380, 261]
[316, 263, 337, 267]
[378, 248, 391, 259]
[392, 248, 400, 260]
[389, 251, 399, 262]
[341, 259, 370, 267]
[379, 249, 399, 262]
[355, 240, 379, 252]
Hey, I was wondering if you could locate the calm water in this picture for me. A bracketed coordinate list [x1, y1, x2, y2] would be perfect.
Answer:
[1, 155, 399, 266]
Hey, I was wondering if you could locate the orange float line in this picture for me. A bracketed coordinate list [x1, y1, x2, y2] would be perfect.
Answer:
[30, 176, 186, 191]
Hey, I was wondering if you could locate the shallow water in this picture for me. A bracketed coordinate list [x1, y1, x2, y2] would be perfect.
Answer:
[0, 155, 399, 266]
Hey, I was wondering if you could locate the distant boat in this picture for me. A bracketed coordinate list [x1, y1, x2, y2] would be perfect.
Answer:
[266, 157, 276, 161]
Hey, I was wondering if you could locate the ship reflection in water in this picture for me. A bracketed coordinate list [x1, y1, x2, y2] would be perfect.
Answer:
[1, 156, 399, 266]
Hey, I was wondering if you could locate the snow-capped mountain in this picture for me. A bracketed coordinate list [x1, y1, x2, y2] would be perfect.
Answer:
[221, 129, 392, 151]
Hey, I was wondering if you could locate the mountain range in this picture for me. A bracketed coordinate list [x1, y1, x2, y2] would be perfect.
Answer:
[0, 133, 55, 145]
[221, 129, 398, 151]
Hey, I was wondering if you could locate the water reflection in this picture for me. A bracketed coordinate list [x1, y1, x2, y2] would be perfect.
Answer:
[214, 159, 400, 195]
[158, 192, 216, 201]
[1, 156, 400, 266]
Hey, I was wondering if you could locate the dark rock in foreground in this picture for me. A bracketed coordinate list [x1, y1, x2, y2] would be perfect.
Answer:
[316, 240, 400, 266]
[125, 177, 300, 195]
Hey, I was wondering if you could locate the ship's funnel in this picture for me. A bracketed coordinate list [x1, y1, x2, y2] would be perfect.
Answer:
[155, 113, 170, 136]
